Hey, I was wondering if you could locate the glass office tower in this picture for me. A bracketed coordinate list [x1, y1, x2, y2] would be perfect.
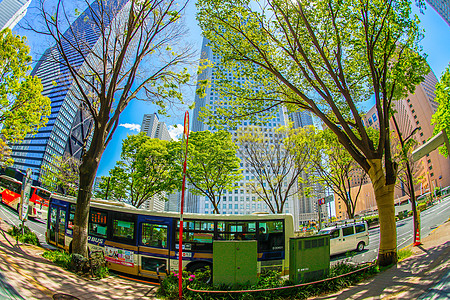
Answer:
[10, 0, 127, 181]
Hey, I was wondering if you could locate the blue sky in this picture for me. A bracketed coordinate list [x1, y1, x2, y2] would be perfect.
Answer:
[13, 1, 450, 178]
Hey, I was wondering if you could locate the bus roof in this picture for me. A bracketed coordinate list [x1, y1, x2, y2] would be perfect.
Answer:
[0, 175, 22, 184]
[50, 193, 294, 221]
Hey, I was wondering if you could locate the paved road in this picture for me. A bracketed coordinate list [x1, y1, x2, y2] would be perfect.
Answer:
[0, 204, 51, 248]
[332, 195, 450, 264]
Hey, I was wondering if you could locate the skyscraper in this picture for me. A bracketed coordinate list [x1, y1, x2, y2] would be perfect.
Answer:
[10, 0, 127, 181]
[191, 38, 322, 227]
[141, 113, 171, 141]
[139, 113, 172, 211]
[0, 0, 31, 31]
[425, 0, 450, 26]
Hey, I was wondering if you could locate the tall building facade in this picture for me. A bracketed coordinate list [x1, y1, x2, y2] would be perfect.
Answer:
[10, 0, 127, 181]
[0, 0, 31, 31]
[141, 113, 171, 141]
[288, 110, 328, 224]
[335, 70, 450, 219]
[191, 38, 325, 228]
[139, 113, 173, 211]
[426, 0, 450, 26]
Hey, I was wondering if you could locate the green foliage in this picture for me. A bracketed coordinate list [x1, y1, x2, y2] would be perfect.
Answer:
[0, 29, 50, 158]
[196, 0, 429, 265]
[158, 264, 377, 300]
[100, 133, 179, 208]
[42, 250, 72, 270]
[236, 125, 309, 213]
[182, 131, 242, 213]
[42, 250, 109, 278]
[431, 64, 450, 157]
[40, 154, 80, 196]
[7, 225, 40, 246]
[417, 202, 427, 212]
[294, 126, 371, 219]
[397, 248, 413, 261]
[362, 215, 379, 227]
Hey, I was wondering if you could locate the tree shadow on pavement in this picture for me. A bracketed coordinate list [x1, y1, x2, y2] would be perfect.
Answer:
[317, 242, 450, 300]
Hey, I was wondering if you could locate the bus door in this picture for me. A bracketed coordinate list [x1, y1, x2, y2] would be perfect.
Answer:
[48, 203, 67, 248]
[137, 217, 171, 278]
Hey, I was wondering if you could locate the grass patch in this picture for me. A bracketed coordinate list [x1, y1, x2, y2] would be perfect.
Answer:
[157, 263, 378, 300]
[397, 248, 413, 261]
[7, 225, 40, 246]
[43, 250, 72, 270]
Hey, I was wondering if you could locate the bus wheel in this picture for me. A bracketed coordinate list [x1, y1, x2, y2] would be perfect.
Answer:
[357, 242, 365, 252]
[188, 262, 212, 284]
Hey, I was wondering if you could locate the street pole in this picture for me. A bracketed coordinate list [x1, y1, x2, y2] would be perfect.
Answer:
[19, 168, 32, 235]
[178, 112, 190, 300]
[318, 198, 323, 230]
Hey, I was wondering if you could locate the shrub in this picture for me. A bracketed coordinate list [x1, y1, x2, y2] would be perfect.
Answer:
[157, 263, 378, 300]
[7, 225, 40, 246]
[43, 250, 72, 270]
[42, 250, 109, 279]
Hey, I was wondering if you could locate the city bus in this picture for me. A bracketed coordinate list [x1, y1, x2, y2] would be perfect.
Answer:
[0, 175, 52, 220]
[46, 193, 295, 279]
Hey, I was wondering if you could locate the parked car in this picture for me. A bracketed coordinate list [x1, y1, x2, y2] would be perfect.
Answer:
[318, 221, 369, 255]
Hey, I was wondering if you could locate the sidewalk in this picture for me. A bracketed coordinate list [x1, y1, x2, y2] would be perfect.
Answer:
[315, 220, 450, 299]
[0, 219, 157, 300]
[0, 218, 448, 300]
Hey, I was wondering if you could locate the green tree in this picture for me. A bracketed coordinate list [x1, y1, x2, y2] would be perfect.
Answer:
[0, 29, 50, 150]
[94, 173, 127, 202]
[41, 154, 80, 196]
[197, 0, 429, 265]
[183, 131, 242, 214]
[35, 0, 194, 256]
[431, 64, 450, 157]
[236, 125, 310, 213]
[298, 127, 367, 219]
[104, 133, 179, 208]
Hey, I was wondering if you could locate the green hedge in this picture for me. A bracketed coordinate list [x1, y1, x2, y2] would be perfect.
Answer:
[157, 263, 378, 300]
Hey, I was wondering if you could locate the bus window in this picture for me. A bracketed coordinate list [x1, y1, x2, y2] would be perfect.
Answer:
[112, 213, 136, 241]
[35, 188, 51, 201]
[258, 221, 285, 252]
[141, 224, 168, 248]
[176, 220, 214, 251]
[216, 221, 257, 241]
[68, 204, 76, 230]
[89, 209, 108, 238]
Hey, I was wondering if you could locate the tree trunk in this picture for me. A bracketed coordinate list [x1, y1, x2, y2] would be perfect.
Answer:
[368, 159, 398, 266]
[72, 142, 104, 257]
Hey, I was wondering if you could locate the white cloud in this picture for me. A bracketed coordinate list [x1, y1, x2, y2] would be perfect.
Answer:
[168, 124, 184, 141]
[119, 123, 141, 132]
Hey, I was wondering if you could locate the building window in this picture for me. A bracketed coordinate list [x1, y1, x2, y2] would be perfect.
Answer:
[420, 133, 423, 137]
[372, 113, 377, 122]
[431, 173, 434, 177]
[429, 165, 433, 170]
